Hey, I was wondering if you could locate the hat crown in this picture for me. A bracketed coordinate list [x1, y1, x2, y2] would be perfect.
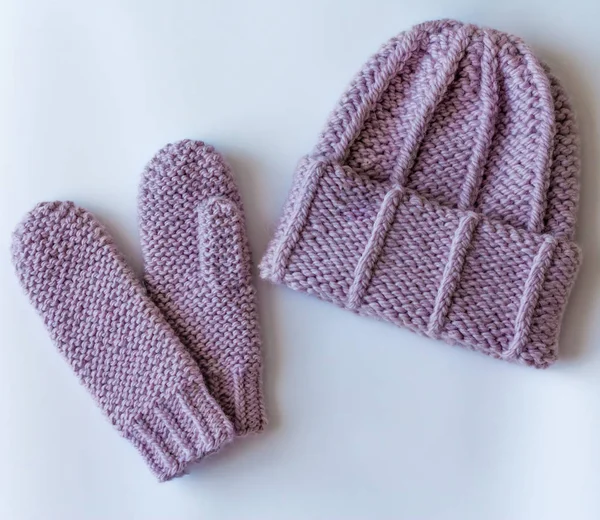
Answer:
[314, 19, 579, 240]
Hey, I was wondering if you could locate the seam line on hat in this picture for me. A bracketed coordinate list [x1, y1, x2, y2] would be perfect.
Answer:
[428, 211, 480, 336]
[503, 235, 557, 361]
[515, 41, 557, 234]
[328, 29, 424, 162]
[390, 24, 475, 187]
[347, 187, 405, 310]
[269, 160, 326, 282]
[458, 31, 500, 210]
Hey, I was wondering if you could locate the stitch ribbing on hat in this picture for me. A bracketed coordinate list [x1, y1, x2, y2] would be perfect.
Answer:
[260, 19, 582, 368]
[347, 186, 405, 310]
[12, 202, 234, 481]
[504, 235, 558, 361]
[139, 140, 266, 435]
[542, 65, 580, 241]
[458, 31, 499, 210]
[427, 211, 480, 337]
[389, 24, 474, 186]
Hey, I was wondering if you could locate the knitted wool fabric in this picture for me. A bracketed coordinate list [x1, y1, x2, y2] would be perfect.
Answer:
[12, 202, 234, 481]
[139, 140, 266, 434]
[261, 19, 582, 368]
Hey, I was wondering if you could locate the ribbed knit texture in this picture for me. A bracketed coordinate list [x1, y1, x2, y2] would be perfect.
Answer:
[261, 19, 582, 368]
[139, 140, 266, 435]
[11, 202, 235, 481]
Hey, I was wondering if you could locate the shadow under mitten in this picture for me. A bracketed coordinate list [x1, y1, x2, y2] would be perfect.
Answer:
[12, 201, 234, 481]
[139, 140, 266, 435]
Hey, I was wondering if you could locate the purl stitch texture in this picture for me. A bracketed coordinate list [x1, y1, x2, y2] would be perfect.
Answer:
[12, 202, 234, 481]
[261, 19, 582, 368]
[139, 140, 266, 435]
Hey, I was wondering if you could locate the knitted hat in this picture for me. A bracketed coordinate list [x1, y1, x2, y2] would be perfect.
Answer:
[260, 19, 581, 368]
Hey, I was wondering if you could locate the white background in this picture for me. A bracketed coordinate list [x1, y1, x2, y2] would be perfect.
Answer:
[1, 1, 599, 519]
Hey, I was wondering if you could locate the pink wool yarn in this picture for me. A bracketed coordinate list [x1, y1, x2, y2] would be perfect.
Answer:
[139, 140, 266, 435]
[12, 142, 267, 480]
[12, 202, 235, 481]
[261, 19, 582, 368]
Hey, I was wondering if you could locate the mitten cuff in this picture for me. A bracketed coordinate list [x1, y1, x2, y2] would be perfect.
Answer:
[261, 159, 581, 368]
[204, 367, 267, 436]
[126, 383, 234, 481]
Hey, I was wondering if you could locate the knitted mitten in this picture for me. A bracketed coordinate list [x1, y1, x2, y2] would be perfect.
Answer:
[139, 140, 266, 435]
[12, 202, 234, 481]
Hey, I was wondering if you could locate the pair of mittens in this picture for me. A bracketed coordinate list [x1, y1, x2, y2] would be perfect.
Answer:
[11, 140, 266, 481]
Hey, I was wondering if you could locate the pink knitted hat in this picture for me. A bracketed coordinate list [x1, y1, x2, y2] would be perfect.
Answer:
[261, 19, 581, 368]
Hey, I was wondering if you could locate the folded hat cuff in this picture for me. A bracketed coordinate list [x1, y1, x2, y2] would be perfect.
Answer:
[260, 158, 581, 368]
